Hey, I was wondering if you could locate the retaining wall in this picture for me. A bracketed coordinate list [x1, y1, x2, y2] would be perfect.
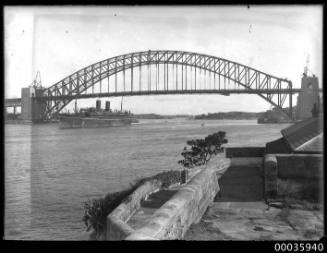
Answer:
[106, 179, 162, 240]
[263, 153, 323, 202]
[225, 147, 265, 158]
[276, 154, 323, 179]
[106, 164, 206, 240]
[106, 155, 229, 240]
[126, 163, 221, 240]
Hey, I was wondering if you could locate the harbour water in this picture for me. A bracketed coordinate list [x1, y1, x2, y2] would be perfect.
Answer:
[4, 119, 290, 240]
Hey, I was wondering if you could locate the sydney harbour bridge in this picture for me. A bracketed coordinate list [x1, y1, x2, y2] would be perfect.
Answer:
[5, 50, 305, 121]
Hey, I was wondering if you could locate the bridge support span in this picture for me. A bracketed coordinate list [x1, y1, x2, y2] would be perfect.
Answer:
[295, 74, 320, 120]
[21, 87, 47, 122]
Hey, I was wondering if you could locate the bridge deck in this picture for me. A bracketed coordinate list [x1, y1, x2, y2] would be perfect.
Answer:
[5, 88, 321, 105]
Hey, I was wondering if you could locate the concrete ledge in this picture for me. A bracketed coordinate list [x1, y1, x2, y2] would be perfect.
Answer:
[106, 179, 162, 240]
[126, 159, 224, 240]
[230, 157, 263, 167]
[226, 147, 265, 158]
[184, 155, 228, 181]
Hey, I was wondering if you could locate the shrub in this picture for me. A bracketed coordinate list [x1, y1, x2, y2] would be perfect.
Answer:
[178, 131, 228, 169]
[82, 181, 142, 240]
[82, 198, 106, 239]
[152, 170, 181, 188]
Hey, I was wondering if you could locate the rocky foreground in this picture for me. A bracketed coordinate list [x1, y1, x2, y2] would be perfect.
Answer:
[184, 201, 323, 240]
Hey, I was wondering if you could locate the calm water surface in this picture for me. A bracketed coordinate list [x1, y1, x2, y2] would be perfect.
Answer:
[5, 119, 290, 240]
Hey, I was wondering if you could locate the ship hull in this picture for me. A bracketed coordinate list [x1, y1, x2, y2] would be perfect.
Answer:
[59, 117, 132, 129]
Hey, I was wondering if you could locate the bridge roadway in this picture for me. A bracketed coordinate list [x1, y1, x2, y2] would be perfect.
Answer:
[5, 88, 307, 106]
[4, 98, 22, 107]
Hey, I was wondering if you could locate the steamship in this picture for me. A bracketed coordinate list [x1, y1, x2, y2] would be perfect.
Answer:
[59, 99, 138, 129]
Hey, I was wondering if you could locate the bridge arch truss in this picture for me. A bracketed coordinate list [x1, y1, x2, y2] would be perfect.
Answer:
[41, 50, 293, 119]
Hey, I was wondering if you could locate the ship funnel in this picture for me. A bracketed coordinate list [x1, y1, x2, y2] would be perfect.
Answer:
[96, 99, 101, 111]
[105, 101, 110, 111]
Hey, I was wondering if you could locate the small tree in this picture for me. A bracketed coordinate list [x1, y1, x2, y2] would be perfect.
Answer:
[178, 131, 228, 169]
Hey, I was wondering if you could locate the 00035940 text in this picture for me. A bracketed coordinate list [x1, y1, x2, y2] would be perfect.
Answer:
[274, 243, 324, 252]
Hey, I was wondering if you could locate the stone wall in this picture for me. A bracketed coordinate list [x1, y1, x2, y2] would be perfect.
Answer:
[106, 155, 229, 240]
[263, 154, 323, 202]
[226, 147, 265, 158]
[106, 179, 162, 240]
[276, 154, 323, 180]
[125, 164, 221, 240]
[264, 155, 278, 199]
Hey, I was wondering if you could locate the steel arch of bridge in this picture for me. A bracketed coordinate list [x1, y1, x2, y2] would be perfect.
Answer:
[42, 50, 293, 119]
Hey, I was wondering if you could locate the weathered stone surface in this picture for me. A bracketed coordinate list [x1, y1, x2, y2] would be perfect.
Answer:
[126, 232, 158, 240]
[264, 155, 278, 199]
[262, 154, 323, 202]
[215, 159, 263, 202]
[126, 163, 221, 240]
[107, 155, 230, 241]
[184, 201, 324, 240]
[225, 147, 265, 158]
[276, 154, 323, 179]
[268, 201, 284, 209]
[126, 207, 157, 230]
[106, 179, 162, 240]
[277, 177, 322, 202]
[107, 218, 135, 240]
[230, 157, 263, 167]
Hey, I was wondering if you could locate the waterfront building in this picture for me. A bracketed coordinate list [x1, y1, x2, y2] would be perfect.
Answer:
[266, 116, 323, 154]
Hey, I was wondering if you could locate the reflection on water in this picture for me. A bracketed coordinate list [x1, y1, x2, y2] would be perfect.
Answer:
[5, 119, 290, 240]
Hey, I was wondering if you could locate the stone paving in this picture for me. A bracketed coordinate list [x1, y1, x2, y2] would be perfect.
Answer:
[215, 158, 263, 202]
[184, 201, 324, 240]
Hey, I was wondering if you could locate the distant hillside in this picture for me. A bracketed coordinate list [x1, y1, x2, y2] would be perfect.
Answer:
[134, 112, 265, 120]
[194, 111, 264, 120]
[134, 114, 169, 119]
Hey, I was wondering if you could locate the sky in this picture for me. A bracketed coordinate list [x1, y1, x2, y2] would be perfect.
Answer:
[4, 5, 323, 115]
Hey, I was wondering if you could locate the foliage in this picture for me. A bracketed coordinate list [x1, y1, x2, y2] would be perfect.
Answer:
[82, 170, 181, 240]
[152, 170, 181, 188]
[178, 131, 228, 169]
[194, 111, 262, 120]
[82, 198, 106, 239]
[82, 182, 141, 240]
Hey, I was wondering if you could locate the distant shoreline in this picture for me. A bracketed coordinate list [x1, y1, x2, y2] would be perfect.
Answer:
[134, 112, 263, 120]
[193, 117, 258, 120]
